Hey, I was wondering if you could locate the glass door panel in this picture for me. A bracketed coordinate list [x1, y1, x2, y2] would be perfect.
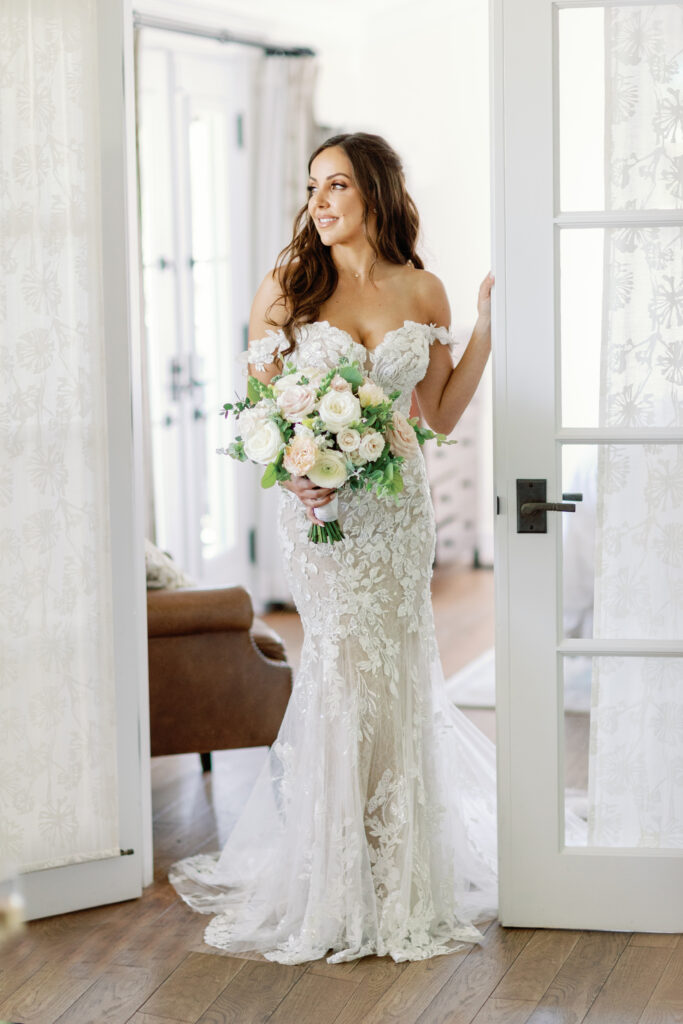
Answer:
[188, 107, 236, 561]
[563, 654, 683, 848]
[561, 443, 683, 641]
[558, 4, 683, 213]
[560, 226, 683, 429]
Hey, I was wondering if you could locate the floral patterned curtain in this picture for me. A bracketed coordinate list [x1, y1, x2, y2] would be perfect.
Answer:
[588, 4, 683, 846]
[0, 0, 120, 870]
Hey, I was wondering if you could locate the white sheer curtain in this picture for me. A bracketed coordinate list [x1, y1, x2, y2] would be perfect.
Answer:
[249, 54, 318, 607]
[0, 0, 120, 871]
[588, 4, 683, 846]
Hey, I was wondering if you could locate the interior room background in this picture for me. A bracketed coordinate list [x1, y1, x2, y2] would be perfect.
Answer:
[2, 0, 681, 923]
[0, 0, 492, 916]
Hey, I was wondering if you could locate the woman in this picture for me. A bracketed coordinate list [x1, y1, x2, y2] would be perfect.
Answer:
[170, 132, 498, 965]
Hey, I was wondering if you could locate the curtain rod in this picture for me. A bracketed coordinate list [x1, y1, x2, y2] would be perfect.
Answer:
[132, 12, 316, 57]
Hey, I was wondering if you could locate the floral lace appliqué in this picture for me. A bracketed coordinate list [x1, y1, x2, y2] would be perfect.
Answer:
[170, 321, 497, 966]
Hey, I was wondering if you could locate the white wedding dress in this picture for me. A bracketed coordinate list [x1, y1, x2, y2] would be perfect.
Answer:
[169, 320, 499, 964]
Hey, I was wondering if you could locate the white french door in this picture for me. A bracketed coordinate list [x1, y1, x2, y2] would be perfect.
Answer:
[137, 31, 253, 585]
[493, 0, 683, 930]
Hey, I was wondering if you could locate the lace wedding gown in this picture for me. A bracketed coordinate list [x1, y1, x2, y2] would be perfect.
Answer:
[169, 320, 499, 964]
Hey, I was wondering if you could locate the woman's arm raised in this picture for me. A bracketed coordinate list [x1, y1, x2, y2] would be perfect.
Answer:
[414, 272, 493, 436]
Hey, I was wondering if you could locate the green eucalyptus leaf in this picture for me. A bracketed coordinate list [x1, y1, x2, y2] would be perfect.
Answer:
[260, 463, 278, 489]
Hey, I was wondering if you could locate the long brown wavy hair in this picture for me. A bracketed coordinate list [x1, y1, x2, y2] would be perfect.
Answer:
[268, 132, 424, 356]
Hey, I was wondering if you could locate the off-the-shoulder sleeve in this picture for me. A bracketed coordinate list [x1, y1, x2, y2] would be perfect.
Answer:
[427, 323, 460, 350]
[240, 329, 287, 373]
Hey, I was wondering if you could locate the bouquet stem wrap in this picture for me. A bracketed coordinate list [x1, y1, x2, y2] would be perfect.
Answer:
[309, 495, 344, 543]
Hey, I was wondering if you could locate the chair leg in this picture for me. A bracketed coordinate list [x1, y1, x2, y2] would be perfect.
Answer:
[200, 752, 212, 773]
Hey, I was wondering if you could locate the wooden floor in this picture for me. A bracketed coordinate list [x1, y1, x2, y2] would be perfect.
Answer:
[1, 566, 681, 1024]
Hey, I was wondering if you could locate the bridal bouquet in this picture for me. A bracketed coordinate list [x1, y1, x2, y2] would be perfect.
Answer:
[218, 358, 455, 543]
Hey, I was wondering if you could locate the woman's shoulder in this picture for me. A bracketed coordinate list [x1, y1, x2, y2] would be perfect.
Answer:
[404, 268, 451, 327]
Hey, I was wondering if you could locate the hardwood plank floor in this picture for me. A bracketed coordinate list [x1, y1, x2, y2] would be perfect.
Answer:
[413, 923, 535, 1024]
[194, 960, 305, 1024]
[3, 566, 682, 1024]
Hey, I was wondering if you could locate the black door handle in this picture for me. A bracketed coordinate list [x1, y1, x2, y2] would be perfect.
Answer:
[517, 479, 581, 533]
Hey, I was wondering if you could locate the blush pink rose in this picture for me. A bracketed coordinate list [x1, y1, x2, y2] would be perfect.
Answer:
[283, 434, 317, 476]
[386, 411, 420, 458]
[329, 373, 351, 392]
[277, 384, 317, 422]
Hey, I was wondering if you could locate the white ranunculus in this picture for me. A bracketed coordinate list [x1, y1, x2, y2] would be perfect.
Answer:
[358, 430, 385, 462]
[243, 419, 283, 464]
[337, 427, 361, 453]
[307, 449, 348, 489]
[318, 389, 361, 433]
[238, 399, 275, 439]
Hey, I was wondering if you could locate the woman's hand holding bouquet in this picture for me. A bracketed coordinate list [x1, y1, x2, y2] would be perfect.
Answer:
[219, 358, 455, 543]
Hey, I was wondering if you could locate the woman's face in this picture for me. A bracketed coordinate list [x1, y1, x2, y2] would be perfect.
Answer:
[307, 146, 369, 246]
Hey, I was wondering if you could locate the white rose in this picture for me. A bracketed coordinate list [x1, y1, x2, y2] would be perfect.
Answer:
[337, 427, 361, 453]
[273, 366, 325, 393]
[294, 423, 315, 439]
[243, 419, 284, 464]
[237, 400, 276, 440]
[358, 430, 385, 462]
[318, 389, 361, 433]
[386, 411, 420, 458]
[272, 371, 303, 395]
[307, 449, 348, 489]
[299, 366, 327, 389]
[276, 384, 317, 422]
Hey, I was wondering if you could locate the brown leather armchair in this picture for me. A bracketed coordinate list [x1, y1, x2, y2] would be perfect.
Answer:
[147, 585, 292, 771]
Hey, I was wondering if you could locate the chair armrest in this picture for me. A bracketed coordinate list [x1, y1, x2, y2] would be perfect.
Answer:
[251, 616, 287, 662]
[146, 586, 253, 638]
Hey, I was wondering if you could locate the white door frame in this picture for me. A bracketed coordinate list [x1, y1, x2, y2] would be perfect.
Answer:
[122, 0, 154, 890]
[491, 0, 683, 932]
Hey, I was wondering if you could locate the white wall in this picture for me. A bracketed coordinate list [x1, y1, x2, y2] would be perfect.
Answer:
[314, 1, 491, 328]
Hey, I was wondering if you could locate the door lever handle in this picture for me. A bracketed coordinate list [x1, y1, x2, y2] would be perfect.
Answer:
[517, 479, 578, 533]
[521, 501, 576, 514]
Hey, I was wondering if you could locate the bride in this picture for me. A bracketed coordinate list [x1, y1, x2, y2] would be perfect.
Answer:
[169, 132, 497, 965]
